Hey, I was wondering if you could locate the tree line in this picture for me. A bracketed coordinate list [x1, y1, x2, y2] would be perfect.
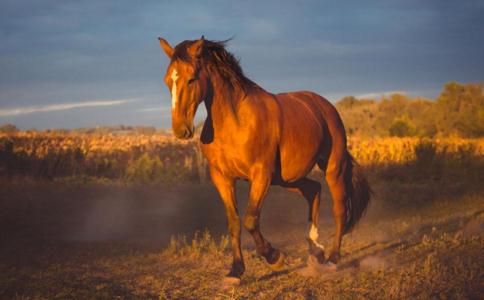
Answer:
[336, 82, 484, 138]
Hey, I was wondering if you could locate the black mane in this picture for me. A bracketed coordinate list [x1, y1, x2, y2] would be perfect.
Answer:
[173, 39, 256, 92]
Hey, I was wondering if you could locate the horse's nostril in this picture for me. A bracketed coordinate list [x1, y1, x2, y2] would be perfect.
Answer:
[175, 124, 193, 139]
[182, 124, 189, 137]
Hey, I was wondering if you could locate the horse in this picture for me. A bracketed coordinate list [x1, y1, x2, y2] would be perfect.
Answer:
[158, 36, 371, 286]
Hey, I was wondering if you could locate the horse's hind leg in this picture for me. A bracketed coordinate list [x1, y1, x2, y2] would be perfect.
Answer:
[323, 157, 348, 264]
[243, 169, 285, 270]
[283, 178, 325, 264]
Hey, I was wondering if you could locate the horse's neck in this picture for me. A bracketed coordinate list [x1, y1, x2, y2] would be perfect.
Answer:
[205, 78, 245, 134]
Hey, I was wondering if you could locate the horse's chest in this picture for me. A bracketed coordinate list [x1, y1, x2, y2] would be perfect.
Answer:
[200, 141, 251, 178]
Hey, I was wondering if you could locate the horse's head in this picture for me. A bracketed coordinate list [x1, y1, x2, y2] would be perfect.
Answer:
[158, 36, 209, 139]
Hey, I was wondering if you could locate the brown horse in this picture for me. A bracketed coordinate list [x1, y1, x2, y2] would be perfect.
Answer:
[158, 36, 371, 285]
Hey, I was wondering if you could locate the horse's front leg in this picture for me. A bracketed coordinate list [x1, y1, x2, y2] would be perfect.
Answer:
[210, 167, 245, 285]
[243, 167, 285, 270]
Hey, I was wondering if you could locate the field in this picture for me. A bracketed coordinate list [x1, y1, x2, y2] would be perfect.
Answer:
[0, 133, 483, 299]
[2, 131, 483, 182]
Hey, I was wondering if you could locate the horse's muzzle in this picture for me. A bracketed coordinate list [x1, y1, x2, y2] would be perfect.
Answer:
[174, 123, 194, 139]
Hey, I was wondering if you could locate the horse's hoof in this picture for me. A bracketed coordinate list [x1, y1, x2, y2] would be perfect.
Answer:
[299, 255, 336, 277]
[328, 252, 340, 264]
[222, 276, 241, 289]
[269, 251, 286, 271]
[306, 258, 337, 272]
[307, 254, 324, 267]
[310, 251, 326, 265]
[308, 255, 337, 271]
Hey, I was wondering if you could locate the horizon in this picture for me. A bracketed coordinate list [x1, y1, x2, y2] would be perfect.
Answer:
[1, 1, 483, 130]
[0, 86, 472, 131]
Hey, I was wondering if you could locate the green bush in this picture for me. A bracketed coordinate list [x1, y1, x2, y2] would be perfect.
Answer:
[389, 117, 417, 137]
[125, 153, 164, 184]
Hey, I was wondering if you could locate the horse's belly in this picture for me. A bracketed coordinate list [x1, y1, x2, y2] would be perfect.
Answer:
[276, 92, 326, 182]
[279, 144, 320, 182]
[278, 116, 323, 182]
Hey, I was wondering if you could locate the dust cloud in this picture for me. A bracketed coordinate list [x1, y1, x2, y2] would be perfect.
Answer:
[69, 182, 327, 246]
[0, 180, 336, 251]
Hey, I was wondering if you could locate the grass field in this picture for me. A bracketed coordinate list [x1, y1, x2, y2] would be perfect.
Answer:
[1, 132, 483, 182]
[0, 134, 483, 299]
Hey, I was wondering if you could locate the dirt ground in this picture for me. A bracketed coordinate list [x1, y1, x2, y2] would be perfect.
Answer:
[0, 174, 483, 299]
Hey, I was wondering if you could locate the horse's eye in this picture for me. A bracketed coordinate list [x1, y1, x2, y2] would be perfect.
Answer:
[188, 78, 196, 85]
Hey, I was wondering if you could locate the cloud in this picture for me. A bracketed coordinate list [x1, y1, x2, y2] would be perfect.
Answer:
[0, 0, 482, 129]
[0, 98, 134, 117]
[136, 106, 171, 113]
[355, 91, 407, 99]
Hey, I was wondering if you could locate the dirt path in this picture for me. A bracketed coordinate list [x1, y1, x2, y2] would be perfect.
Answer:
[0, 179, 482, 299]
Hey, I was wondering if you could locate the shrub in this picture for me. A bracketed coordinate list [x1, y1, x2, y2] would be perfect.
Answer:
[0, 124, 19, 133]
[414, 140, 437, 165]
[389, 117, 417, 137]
[125, 153, 164, 184]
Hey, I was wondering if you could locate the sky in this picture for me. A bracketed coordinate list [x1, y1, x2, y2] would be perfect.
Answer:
[0, 0, 483, 129]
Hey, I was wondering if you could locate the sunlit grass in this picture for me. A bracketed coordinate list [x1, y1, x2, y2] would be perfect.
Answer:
[1, 132, 482, 184]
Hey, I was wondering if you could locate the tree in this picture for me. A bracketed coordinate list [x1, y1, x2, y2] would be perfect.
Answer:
[437, 82, 484, 137]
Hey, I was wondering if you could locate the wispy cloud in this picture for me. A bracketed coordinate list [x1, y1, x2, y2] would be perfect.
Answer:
[136, 106, 171, 113]
[355, 91, 407, 99]
[0, 99, 135, 117]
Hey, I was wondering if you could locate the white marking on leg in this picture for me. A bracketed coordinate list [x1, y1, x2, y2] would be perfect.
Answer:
[309, 223, 325, 250]
[170, 69, 179, 109]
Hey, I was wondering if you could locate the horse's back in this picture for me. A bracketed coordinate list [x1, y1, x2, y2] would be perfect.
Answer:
[275, 91, 347, 182]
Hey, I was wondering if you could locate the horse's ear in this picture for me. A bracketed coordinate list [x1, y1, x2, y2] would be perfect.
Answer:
[158, 37, 174, 58]
[188, 37, 205, 58]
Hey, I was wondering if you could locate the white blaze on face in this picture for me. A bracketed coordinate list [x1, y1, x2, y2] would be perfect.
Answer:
[170, 69, 179, 110]
[309, 223, 325, 250]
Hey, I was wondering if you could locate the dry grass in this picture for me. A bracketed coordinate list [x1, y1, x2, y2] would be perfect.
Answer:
[0, 131, 208, 182]
[1, 132, 483, 184]
[348, 136, 484, 165]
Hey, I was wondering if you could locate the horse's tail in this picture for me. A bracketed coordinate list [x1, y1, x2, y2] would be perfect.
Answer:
[342, 151, 372, 234]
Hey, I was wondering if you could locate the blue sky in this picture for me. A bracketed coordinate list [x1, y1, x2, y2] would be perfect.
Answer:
[1, 0, 483, 129]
